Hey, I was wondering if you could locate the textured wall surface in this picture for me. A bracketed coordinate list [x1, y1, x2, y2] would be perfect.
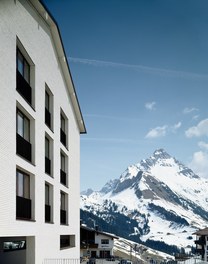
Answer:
[0, 0, 81, 263]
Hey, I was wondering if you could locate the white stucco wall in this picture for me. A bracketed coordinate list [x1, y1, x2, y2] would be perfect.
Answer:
[95, 234, 114, 254]
[0, 0, 81, 263]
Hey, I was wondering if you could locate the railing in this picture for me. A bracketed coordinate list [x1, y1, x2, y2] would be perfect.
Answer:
[60, 209, 67, 224]
[158, 257, 206, 264]
[60, 128, 66, 147]
[43, 257, 208, 264]
[16, 69, 32, 105]
[45, 157, 51, 175]
[45, 204, 51, 222]
[16, 196, 31, 219]
[43, 259, 80, 264]
[16, 133, 32, 162]
[60, 169, 67, 185]
[45, 108, 51, 128]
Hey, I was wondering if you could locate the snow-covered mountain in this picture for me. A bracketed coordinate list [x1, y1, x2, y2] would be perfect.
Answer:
[80, 149, 208, 254]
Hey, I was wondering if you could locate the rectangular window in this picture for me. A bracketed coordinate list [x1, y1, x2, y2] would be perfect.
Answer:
[45, 90, 51, 128]
[61, 192, 65, 210]
[61, 114, 65, 132]
[16, 109, 31, 162]
[60, 153, 67, 186]
[101, 239, 109, 245]
[60, 235, 75, 249]
[16, 170, 30, 199]
[45, 137, 50, 159]
[45, 91, 50, 111]
[45, 184, 49, 205]
[16, 170, 31, 220]
[45, 183, 52, 223]
[60, 192, 67, 225]
[16, 48, 32, 105]
[17, 49, 30, 84]
[45, 137, 51, 175]
[17, 110, 30, 142]
[60, 112, 67, 147]
[60, 235, 70, 249]
[61, 153, 65, 171]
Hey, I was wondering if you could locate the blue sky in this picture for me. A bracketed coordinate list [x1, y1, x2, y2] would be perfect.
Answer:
[43, 0, 208, 191]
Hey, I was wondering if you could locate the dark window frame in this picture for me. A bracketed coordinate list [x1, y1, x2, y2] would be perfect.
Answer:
[16, 48, 30, 84]
[60, 235, 70, 249]
[45, 90, 51, 128]
[45, 184, 50, 206]
[60, 112, 67, 147]
[45, 91, 50, 111]
[45, 137, 51, 176]
[60, 191, 67, 225]
[101, 239, 109, 245]
[16, 169, 32, 220]
[45, 183, 52, 223]
[45, 137, 50, 159]
[16, 169, 30, 199]
[61, 114, 65, 132]
[16, 109, 30, 142]
[60, 153, 67, 186]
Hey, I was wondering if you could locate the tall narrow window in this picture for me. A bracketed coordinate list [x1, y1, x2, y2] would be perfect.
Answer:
[17, 49, 30, 83]
[45, 90, 51, 128]
[60, 113, 67, 147]
[45, 91, 49, 112]
[60, 153, 67, 186]
[45, 183, 51, 222]
[16, 109, 31, 162]
[45, 137, 51, 175]
[61, 114, 65, 132]
[61, 192, 65, 211]
[60, 192, 67, 225]
[17, 110, 30, 141]
[45, 184, 49, 205]
[16, 170, 31, 220]
[16, 170, 30, 198]
[16, 48, 32, 104]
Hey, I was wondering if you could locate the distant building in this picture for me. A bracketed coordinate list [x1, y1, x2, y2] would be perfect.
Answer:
[193, 227, 208, 261]
[80, 225, 119, 258]
[0, 0, 86, 263]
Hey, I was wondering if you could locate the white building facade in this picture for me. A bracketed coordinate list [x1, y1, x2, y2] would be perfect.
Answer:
[80, 226, 118, 258]
[0, 0, 86, 263]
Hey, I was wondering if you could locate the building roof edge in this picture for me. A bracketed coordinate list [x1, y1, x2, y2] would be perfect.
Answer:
[29, 0, 86, 134]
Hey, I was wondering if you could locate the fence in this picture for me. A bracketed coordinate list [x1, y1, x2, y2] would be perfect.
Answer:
[42, 258, 208, 264]
[156, 258, 207, 264]
[43, 259, 80, 264]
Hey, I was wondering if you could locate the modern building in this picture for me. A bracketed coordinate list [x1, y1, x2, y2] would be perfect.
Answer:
[0, 0, 86, 263]
[193, 227, 208, 261]
[80, 225, 118, 259]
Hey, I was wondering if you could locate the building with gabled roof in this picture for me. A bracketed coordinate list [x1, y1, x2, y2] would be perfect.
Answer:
[0, 0, 86, 263]
[80, 224, 119, 259]
[193, 227, 208, 261]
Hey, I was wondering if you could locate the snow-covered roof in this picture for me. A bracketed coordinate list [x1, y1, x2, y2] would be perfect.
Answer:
[193, 227, 208, 236]
[81, 225, 119, 239]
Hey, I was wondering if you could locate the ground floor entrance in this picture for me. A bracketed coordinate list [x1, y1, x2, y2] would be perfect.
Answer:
[0, 236, 35, 264]
[99, 250, 110, 258]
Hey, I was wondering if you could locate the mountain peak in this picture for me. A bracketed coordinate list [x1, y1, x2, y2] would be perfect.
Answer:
[81, 148, 206, 253]
[152, 148, 171, 159]
[138, 148, 172, 172]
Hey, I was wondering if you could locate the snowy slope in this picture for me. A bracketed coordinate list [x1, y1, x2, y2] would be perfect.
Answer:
[80, 149, 208, 252]
[113, 236, 174, 263]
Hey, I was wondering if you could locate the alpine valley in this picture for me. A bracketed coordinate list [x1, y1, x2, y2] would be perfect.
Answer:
[80, 149, 208, 255]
